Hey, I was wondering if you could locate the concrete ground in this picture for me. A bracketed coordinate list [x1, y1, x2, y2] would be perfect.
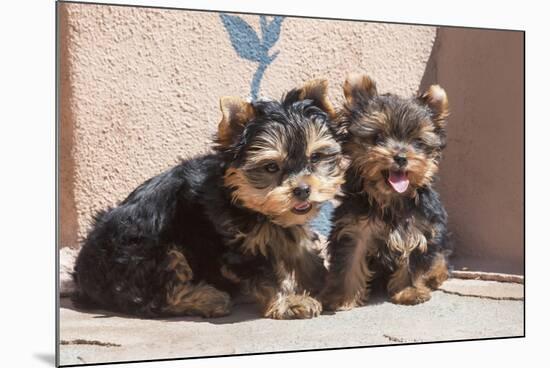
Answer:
[58, 278, 523, 366]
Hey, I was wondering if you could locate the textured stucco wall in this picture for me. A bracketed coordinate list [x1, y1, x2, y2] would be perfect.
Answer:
[419, 28, 524, 274]
[59, 3, 436, 247]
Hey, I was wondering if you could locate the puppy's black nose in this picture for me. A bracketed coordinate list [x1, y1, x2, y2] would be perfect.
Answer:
[394, 154, 407, 167]
[293, 184, 311, 200]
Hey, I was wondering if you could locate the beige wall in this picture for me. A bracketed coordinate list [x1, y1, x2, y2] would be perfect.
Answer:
[420, 28, 524, 274]
[59, 3, 436, 247]
[59, 3, 524, 274]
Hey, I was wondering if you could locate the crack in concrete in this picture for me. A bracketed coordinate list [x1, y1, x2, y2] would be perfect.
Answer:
[438, 289, 523, 301]
[60, 339, 121, 347]
[383, 334, 408, 343]
[450, 271, 524, 284]
[383, 334, 422, 343]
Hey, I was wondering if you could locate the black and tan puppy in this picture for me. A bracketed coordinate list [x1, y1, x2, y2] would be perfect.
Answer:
[73, 80, 345, 319]
[322, 73, 451, 310]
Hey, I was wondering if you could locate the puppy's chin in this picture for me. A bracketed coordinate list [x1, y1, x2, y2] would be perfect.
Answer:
[271, 203, 321, 227]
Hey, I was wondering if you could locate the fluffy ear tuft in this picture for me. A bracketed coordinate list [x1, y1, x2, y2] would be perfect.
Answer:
[343, 73, 378, 108]
[216, 96, 255, 149]
[296, 79, 336, 118]
[418, 85, 449, 128]
[284, 79, 336, 118]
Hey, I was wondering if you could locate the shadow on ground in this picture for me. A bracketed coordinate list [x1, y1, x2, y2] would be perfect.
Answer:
[60, 289, 390, 325]
[58, 279, 524, 366]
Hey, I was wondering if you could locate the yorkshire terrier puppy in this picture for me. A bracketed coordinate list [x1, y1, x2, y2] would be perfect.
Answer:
[73, 80, 345, 319]
[322, 73, 451, 310]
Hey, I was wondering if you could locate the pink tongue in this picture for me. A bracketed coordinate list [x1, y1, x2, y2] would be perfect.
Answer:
[388, 171, 409, 193]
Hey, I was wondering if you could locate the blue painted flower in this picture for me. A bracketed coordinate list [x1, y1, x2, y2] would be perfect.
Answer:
[220, 14, 284, 100]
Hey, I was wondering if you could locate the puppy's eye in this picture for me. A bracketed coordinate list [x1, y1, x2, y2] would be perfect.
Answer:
[264, 162, 280, 173]
[413, 138, 426, 149]
[310, 152, 322, 163]
[310, 112, 327, 124]
[374, 134, 385, 145]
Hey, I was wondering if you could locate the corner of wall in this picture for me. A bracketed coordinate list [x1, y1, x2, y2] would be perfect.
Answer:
[59, 3, 79, 249]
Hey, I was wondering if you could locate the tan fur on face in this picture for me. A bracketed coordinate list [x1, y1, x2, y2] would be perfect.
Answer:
[305, 122, 338, 156]
[346, 140, 396, 203]
[361, 110, 391, 134]
[243, 150, 285, 168]
[346, 137, 440, 207]
[352, 142, 393, 182]
[244, 128, 287, 168]
[417, 119, 442, 146]
[224, 168, 307, 226]
[343, 96, 445, 207]
[222, 95, 344, 227]
[224, 166, 343, 228]
[296, 173, 344, 205]
[405, 152, 439, 188]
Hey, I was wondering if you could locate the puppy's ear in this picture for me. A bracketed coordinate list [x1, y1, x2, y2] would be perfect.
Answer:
[343, 73, 378, 108]
[418, 85, 449, 129]
[216, 96, 255, 149]
[286, 79, 336, 118]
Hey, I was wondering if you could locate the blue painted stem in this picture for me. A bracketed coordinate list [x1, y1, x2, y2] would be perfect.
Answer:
[251, 62, 269, 101]
[251, 52, 278, 100]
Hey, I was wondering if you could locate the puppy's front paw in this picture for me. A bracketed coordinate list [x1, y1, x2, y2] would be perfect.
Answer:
[391, 286, 431, 305]
[323, 298, 360, 312]
[320, 288, 367, 311]
[201, 291, 233, 318]
[265, 294, 322, 319]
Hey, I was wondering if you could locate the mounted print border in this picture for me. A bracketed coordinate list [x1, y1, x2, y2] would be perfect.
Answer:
[56, 1, 525, 366]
